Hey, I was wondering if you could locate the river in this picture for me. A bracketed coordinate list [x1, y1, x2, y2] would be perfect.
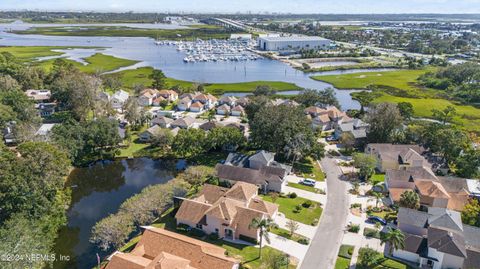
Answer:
[0, 22, 401, 110]
[51, 158, 186, 269]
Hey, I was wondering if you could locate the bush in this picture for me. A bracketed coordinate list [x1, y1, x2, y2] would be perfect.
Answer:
[348, 224, 360, 233]
[302, 200, 313, 208]
[177, 223, 191, 232]
[363, 227, 381, 239]
[208, 232, 219, 241]
[311, 218, 319, 226]
[189, 228, 206, 238]
[239, 234, 258, 244]
[289, 192, 298, 199]
[350, 203, 362, 209]
[293, 204, 303, 213]
[298, 238, 310, 245]
[338, 244, 354, 259]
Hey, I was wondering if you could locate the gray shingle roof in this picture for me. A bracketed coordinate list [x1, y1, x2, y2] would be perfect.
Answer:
[398, 207, 429, 228]
[428, 207, 463, 232]
[463, 225, 480, 250]
[249, 150, 274, 164]
[428, 227, 467, 258]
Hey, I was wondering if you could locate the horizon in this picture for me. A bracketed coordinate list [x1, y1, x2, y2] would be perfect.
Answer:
[1, 0, 480, 15]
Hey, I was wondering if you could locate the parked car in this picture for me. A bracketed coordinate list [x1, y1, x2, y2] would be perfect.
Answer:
[300, 178, 316, 187]
[367, 216, 387, 225]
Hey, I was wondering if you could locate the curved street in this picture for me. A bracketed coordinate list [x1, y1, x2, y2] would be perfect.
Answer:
[300, 157, 350, 269]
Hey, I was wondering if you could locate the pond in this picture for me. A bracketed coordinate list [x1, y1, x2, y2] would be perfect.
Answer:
[51, 158, 186, 269]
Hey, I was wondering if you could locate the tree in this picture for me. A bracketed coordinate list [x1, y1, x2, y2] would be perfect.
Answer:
[461, 199, 480, 227]
[295, 88, 339, 108]
[123, 97, 142, 129]
[369, 191, 384, 208]
[149, 69, 167, 89]
[150, 128, 174, 151]
[399, 190, 420, 209]
[253, 85, 276, 96]
[352, 153, 377, 181]
[366, 102, 403, 143]
[250, 105, 323, 160]
[181, 166, 215, 192]
[263, 251, 289, 269]
[420, 123, 468, 164]
[358, 247, 382, 268]
[249, 218, 278, 258]
[83, 118, 122, 160]
[397, 102, 414, 120]
[432, 106, 456, 125]
[90, 213, 134, 251]
[351, 90, 380, 114]
[245, 95, 270, 122]
[206, 127, 246, 152]
[380, 227, 405, 256]
[455, 149, 480, 178]
[171, 128, 207, 158]
[286, 219, 299, 237]
[340, 132, 355, 152]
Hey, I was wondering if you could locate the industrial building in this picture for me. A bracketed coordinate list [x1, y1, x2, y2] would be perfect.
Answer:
[258, 36, 332, 51]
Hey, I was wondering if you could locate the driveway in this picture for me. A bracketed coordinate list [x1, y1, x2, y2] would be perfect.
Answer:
[299, 157, 350, 269]
[275, 213, 317, 238]
[266, 232, 310, 260]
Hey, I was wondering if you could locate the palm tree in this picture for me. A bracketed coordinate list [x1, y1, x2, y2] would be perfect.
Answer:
[369, 191, 384, 208]
[380, 227, 405, 256]
[249, 218, 278, 258]
[399, 190, 420, 209]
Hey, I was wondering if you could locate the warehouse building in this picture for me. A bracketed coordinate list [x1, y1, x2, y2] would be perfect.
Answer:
[258, 36, 332, 51]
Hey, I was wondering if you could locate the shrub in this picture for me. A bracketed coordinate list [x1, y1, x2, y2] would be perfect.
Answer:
[293, 204, 303, 213]
[289, 192, 298, 199]
[338, 244, 354, 259]
[350, 203, 362, 209]
[298, 238, 310, 245]
[311, 218, 319, 226]
[177, 223, 191, 232]
[302, 200, 313, 208]
[239, 234, 258, 244]
[208, 232, 219, 241]
[189, 228, 206, 238]
[363, 227, 381, 239]
[348, 224, 360, 233]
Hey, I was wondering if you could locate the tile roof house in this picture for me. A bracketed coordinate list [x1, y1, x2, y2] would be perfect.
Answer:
[231, 106, 245, 117]
[171, 116, 196, 129]
[175, 182, 278, 243]
[393, 207, 480, 269]
[365, 143, 426, 173]
[334, 118, 369, 144]
[158, 89, 179, 101]
[216, 104, 231, 115]
[25, 89, 51, 103]
[304, 105, 351, 131]
[138, 88, 160, 106]
[105, 226, 239, 269]
[199, 121, 223, 131]
[151, 116, 174, 128]
[190, 101, 204, 112]
[218, 96, 237, 106]
[177, 97, 192, 111]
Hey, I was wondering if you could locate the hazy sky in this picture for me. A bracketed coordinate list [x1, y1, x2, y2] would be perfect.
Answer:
[1, 0, 480, 14]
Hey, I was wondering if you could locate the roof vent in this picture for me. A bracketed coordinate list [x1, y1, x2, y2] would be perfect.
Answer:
[447, 231, 453, 238]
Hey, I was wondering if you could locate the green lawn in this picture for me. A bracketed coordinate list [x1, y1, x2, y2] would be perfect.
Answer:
[0, 46, 70, 61]
[287, 182, 323, 194]
[294, 157, 325, 181]
[335, 256, 352, 269]
[13, 25, 240, 40]
[371, 173, 385, 185]
[311, 69, 433, 92]
[262, 195, 322, 225]
[117, 126, 150, 158]
[149, 209, 297, 269]
[270, 226, 309, 244]
[77, 53, 138, 73]
[311, 68, 480, 133]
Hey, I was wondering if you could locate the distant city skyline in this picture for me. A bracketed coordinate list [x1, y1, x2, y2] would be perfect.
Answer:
[1, 0, 480, 14]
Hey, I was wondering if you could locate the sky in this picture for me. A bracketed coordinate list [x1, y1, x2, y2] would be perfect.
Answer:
[1, 0, 480, 14]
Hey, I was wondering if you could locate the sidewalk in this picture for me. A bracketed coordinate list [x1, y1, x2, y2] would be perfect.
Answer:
[266, 232, 310, 260]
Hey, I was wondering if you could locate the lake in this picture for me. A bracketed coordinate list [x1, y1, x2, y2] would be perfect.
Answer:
[0, 22, 400, 110]
[51, 158, 186, 269]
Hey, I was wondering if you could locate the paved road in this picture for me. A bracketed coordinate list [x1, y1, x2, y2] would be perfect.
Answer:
[300, 157, 350, 269]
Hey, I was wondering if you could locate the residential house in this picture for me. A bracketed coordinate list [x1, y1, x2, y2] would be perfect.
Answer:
[138, 88, 159, 107]
[193, 93, 217, 109]
[139, 125, 163, 142]
[216, 104, 231, 115]
[231, 106, 245, 117]
[37, 102, 57, 117]
[225, 150, 292, 173]
[215, 162, 288, 193]
[105, 226, 239, 269]
[111, 90, 130, 110]
[365, 144, 426, 172]
[98, 91, 110, 102]
[35, 123, 56, 142]
[385, 167, 471, 211]
[25, 89, 51, 103]
[393, 207, 480, 269]
[218, 96, 237, 106]
[199, 121, 223, 132]
[334, 118, 369, 145]
[236, 97, 249, 107]
[190, 101, 204, 112]
[175, 182, 278, 242]
[177, 97, 192, 111]
[171, 116, 196, 129]
[304, 105, 351, 131]
[151, 116, 173, 128]
[152, 96, 166, 106]
[158, 89, 179, 101]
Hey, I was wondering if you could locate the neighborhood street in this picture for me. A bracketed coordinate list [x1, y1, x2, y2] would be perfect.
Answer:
[300, 157, 350, 269]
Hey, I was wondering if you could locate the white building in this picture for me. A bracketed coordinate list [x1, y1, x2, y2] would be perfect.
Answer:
[111, 90, 130, 110]
[258, 36, 332, 51]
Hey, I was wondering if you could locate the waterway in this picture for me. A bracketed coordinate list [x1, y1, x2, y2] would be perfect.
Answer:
[51, 158, 186, 269]
[0, 22, 400, 110]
